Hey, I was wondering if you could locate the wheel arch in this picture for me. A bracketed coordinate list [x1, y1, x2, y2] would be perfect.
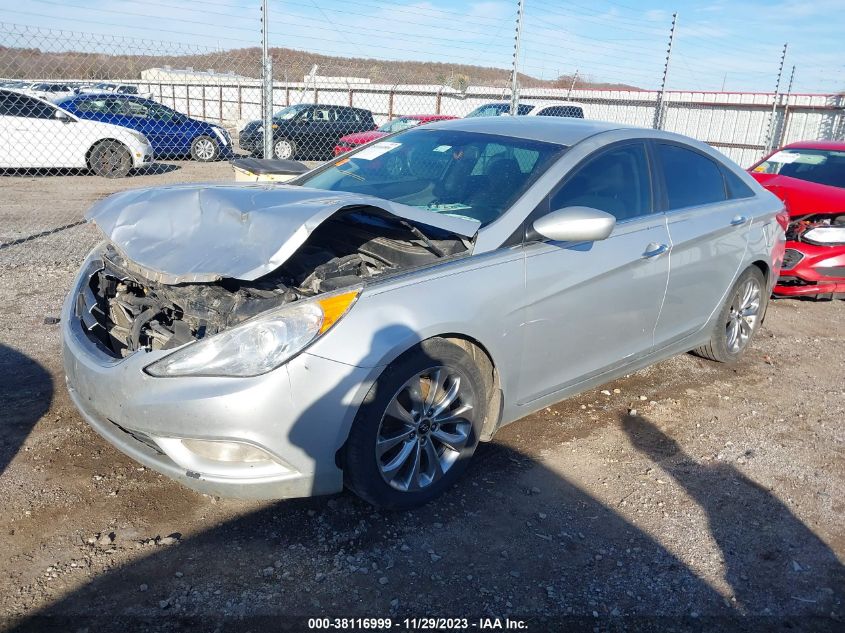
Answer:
[85, 137, 128, 168]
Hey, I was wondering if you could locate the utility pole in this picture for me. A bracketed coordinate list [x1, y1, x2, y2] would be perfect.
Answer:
[261, 0, 273, 159]
[653, 12, 676, 130]
[509, 0, 525, 116]
[764, 43, 788, 154]
[778, 65, 796, 148]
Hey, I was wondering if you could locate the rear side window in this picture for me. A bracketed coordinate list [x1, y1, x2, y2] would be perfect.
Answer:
[657, 143, 727, 210]
[722, 167, 755, 199]
[535, 105, 584, 118]
[76, 98, 109, 114]
[551, 142, 653, 222]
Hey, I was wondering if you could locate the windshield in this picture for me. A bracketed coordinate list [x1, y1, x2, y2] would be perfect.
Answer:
[273, 103, 309, 120]
[753, 148, 845, 189]
[465, 103, 535, 118]
[298, 128, 564, 226]
[378, 117, 423, 134]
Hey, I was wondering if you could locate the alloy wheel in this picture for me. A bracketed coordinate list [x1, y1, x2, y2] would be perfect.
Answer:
[194, 138, 215, 160]
[375, 367, 474, 492]
[725, 277, 761, 353]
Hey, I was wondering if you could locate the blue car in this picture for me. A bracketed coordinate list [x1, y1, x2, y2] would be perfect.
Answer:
[55, 94, 234, 161]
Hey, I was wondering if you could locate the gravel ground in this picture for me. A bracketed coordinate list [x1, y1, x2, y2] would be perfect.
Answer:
[0, 164, 843, 632]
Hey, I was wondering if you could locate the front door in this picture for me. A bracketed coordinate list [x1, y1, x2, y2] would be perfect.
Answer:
[518, 141, 670, 404]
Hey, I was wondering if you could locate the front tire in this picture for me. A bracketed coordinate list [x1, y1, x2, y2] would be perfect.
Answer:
[344, 338, 486, 510]
[88, 140, 132, 178]
[273, 138, 296, 160]
[693, 266, 767, 362]
[190, 135, 219, 161]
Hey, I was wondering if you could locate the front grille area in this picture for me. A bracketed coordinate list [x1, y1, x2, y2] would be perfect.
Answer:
[781, 248, 804, 270]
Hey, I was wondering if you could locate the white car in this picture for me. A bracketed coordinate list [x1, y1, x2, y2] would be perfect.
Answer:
[0, 89, 153, 177]
[465, 100, 585, 119]
[78, 82, 141, 96]
[24, 82, 78, 101]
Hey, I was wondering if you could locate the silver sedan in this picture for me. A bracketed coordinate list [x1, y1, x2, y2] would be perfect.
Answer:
[62, 117, 786, 508]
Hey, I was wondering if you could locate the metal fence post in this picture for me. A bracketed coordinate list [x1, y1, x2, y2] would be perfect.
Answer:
[509, 0, 525, 116]
[763, 43, 788, 154]
[778, 65, 796, 148]
[261, 0, 273, 159]
[653, 12, 677, 130]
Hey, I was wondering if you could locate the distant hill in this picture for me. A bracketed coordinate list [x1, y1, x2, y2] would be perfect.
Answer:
[0, 44, 641, 90]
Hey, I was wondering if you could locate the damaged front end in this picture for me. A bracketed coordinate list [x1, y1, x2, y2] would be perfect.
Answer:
[75, 184, 477, 361]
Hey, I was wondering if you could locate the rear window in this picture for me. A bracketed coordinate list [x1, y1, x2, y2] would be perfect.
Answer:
[465, 103, 534, 117]
[752, 148, 845, 189]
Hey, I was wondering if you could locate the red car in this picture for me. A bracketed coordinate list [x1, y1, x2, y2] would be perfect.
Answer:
[749, 140, 845, 299]
[333, 114, 457, 156]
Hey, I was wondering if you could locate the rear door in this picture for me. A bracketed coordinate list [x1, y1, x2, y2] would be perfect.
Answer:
[518, 141, 671, 404]
[3, 94, 74, 168]
[651, 141, 752, 348]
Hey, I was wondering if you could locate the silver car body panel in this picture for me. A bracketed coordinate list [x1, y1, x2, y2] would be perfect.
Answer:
[86, 183, 481, 284]
[63, 118, 785, 500]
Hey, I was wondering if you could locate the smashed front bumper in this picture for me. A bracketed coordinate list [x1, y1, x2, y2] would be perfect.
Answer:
[61, 254, 372, 500]
[774, 240, 845, 297]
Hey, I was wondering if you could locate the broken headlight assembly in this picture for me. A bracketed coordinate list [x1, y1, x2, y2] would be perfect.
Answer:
[802, 225, 845, 246]
[144, 288, 361, 378]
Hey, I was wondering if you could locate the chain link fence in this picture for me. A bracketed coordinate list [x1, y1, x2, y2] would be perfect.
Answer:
[1, 15, 844, 273]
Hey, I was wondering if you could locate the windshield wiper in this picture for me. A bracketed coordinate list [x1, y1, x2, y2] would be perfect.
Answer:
[398, 220, 447, 258]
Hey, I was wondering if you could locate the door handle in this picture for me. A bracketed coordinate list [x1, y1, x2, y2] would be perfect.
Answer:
[730, 215, 749, 226]
[642, 243, 669, 258]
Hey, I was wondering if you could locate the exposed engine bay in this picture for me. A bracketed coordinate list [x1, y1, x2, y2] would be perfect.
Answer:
[786, 213, 845, 244]
[79, 209, 468, 358]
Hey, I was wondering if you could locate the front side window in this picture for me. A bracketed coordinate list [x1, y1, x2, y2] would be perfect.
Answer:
[298, 128, 564, 226]
[273, 104, 310, 120]
[75, 98, 109, 114]
[0, 93, 55, 119]
[551, 143, 653, 222]
[752, 148, 845, 190]
[658, 143, 727, 210]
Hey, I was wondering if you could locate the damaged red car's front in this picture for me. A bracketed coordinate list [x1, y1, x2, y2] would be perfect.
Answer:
[749, 141, 845, 299]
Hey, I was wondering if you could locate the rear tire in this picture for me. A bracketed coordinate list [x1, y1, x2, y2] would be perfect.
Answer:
[344, 338, 486, 510]
[190, 135, 219, 161]
[693, 266, 767, 362]
[88, 140, 132, 178]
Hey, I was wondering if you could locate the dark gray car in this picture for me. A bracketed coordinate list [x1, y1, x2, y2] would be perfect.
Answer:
[239, 103, 375, 160]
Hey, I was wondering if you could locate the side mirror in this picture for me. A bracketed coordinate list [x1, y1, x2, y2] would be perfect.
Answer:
[53, 110, 74, 123]
[532, 206, 616, 243]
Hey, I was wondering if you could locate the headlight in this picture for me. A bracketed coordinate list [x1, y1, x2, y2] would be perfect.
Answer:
[129, 130, 149, 145]
[803, 225, 845, 245]
[144, 288, 361, 378]
[211, 126, 229, 145]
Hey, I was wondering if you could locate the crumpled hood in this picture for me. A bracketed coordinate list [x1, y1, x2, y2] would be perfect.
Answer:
[86, 183, 480, 284]
[751, 173, 845, 217]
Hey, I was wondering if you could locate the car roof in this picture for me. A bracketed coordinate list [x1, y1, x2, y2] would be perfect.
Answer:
[783, 140, 845, 152]
[478, 99, 586, 108]
[422, 116, 627, 146]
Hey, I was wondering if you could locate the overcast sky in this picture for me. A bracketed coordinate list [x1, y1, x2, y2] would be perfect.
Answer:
[2, 0, 843, 93]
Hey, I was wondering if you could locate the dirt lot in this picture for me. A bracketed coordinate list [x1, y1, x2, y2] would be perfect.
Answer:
[0, 163, 843, 632]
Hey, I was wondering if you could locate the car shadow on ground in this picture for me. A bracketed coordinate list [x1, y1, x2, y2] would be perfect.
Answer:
[621, 412, 845, 619]
[6, 325, 843, 632]
[0, 344, 52, 476]
[0, 163, 181, 178]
